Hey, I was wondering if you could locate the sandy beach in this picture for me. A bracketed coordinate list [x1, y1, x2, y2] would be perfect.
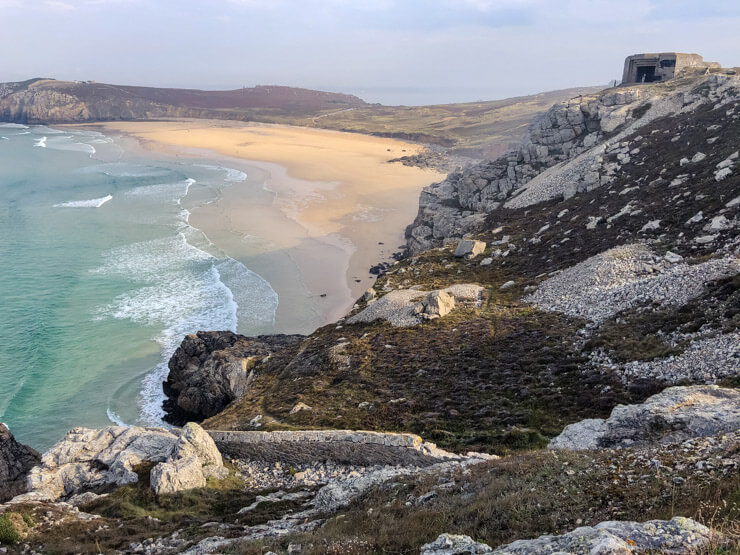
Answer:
[91, 120, 445, 334]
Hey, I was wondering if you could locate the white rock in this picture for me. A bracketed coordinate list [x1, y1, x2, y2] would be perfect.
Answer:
[499, 280, 515, 290]
[479, 257, 493, 266]
[640, 220, 661, 232]
[708, 215, 731, 231]
[249, 415, 263, 428]
[685, 211, 703, 225]
[691, 152, 706, 163]
[663, 251, 683, 264]
[421, 533, 492, 554]
[150, 456, 206, 495]
[171, 422, 222, 467]
[715, 167, 733, 181]
[694, 235, 717, 244]
[550, 386, 740, 449]
[27, 426, 179, 500]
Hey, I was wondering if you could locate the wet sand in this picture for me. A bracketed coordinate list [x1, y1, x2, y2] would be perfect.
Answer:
[92, 120, 445, 334]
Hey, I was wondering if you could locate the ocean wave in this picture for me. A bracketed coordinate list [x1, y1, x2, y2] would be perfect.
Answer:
[87, 163, 175, 178]
[54, 194, 113, 208]
[94, 228, 277, 425]
[0, 123, 29, 129]
[125, 180, 193, 204]
[0, 137, 8, 141]
[106, 408, 127, 427]
[41, 135, 96, 155]
[34, 136, 47, 148]
[195, 164, 248, 183]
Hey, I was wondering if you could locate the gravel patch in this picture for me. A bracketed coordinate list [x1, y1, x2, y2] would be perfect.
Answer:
[524, 244, 739, 323]
[621, 331, 740, 384]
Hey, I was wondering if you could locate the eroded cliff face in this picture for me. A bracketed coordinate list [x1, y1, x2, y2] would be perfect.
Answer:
[0, 423, 41, 502]
[405, 73, 739, 253]
[0, 86, 197, 124]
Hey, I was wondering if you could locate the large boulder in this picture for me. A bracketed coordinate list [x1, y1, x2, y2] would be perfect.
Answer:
[26, 426, 179, 500]
[0, 424, 41, 502]
[454, 239, 486, 259]
[150, 456, 206, 496]
[347, 284, 484, 327]
[421, 290, 455, 320]
[550, 385, 740, 450]
[170, 422, 222, 467]
[164, 331, 304, 424]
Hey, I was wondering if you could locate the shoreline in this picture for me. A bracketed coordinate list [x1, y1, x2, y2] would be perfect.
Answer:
[81, 119, 445, 334]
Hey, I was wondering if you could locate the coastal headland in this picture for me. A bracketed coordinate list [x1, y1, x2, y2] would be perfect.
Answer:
[86, 119, 445, 334]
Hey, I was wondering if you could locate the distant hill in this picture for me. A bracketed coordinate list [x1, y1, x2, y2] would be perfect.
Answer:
[0, 78, 603, 159]
[0, 78, 367, 124]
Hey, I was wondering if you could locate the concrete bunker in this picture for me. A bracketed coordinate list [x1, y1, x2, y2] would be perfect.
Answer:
[622, 53, 720, 84]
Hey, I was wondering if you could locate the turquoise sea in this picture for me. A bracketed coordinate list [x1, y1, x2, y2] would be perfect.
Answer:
[0, 123, 278, 451]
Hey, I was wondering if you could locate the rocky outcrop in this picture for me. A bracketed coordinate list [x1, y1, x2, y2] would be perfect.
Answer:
[26, 426, 180, 500]
[149, 422, 225, 495]
[164, 331, 304, 424]
[23, 423, 224, 500]
[407, 73, 740, 253]
[496, 517, 713, 554]
[171, 422, 223, 467]
[424, 517, 715, 554]
[549, 385, 740, 450]
[346, 284, 484, 327]
[0, 424, 41, 503]
[420, 533, 493, 554]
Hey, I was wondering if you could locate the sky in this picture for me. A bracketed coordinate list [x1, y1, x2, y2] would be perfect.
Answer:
[1, 0, 739, 105]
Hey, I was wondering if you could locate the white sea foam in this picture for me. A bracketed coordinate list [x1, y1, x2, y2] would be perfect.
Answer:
[0, 137, 8, 141]
[0, 123, 29, 129]
[34, 136, 47, 148]
[94, 226, 277, 425]
[106, 408, 128, 427]
[41, 135, 96, 155]
[126, 180, 193, 203]
[196, 164, 248, 183]
[86, 163, 175, 180]
[54, 194, 113, 208]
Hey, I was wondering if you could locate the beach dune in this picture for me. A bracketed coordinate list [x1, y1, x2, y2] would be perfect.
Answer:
[96, 120, 446, 334]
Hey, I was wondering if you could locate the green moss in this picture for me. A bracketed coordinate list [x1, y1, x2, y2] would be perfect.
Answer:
[0, 513, 25, 545]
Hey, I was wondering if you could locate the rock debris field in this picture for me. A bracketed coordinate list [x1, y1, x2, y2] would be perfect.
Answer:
[524, 244, 739, 323]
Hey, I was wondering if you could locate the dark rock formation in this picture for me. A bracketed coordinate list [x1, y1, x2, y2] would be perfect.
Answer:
[0, 423, 41, 502]
[163, 331, 304, 424]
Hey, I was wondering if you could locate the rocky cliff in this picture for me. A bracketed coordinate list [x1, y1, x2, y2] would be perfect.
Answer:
[0, 424, 40, 502]
[406, 71, 740, 253]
